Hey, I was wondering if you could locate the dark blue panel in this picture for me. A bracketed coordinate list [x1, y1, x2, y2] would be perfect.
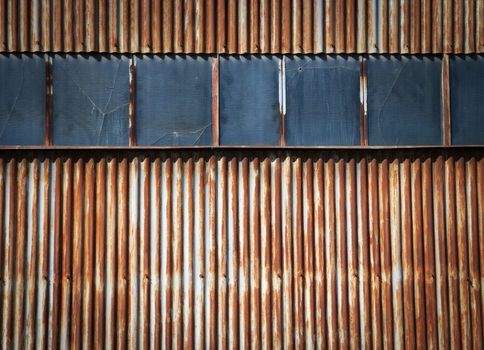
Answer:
[53, 54, 129, 146]
[219, 56, 280, 145]
[0, 54, 45, 145]
[450, 55, 484, 145]
[136, 55, 212, 146]
[285, 55, 360, 146]
[368, 55, 442, 145]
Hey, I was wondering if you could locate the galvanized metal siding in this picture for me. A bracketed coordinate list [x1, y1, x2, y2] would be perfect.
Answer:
[1, 0, 483, 53]
[0, 149, 483, 348]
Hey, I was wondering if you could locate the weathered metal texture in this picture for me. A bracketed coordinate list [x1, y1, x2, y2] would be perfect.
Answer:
[0, 148, 483, 348]
[1, 0, 483, 53]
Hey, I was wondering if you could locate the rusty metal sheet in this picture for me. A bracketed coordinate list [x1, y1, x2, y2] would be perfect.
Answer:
[0, 0, 482, 53]
[0, 148, 483, 347]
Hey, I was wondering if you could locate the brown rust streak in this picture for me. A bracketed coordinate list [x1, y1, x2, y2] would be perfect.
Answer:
[129, 59, 137, 147]
[358, 156, 372, 348]
[293, 157, 305, 348]
[45, 59, 53, 146]
[271, 157, 283, 348]
[261, 157, 272, 348]
[140, 158, 151, 348]
[411, 158, 427, 349]
[106, 159, 118, 348]
[152, 0, 161, 52]
[465, 157, 483, 347]
[335, 0, 344, 52]
[173, 157, 184, 349]
[314, 158, 326, 348]
[70, 159, 84, 350]
[281, 0, 291, 53]
[59, 159, 73, 349]
[218, 156, 228, 348]
[205, 0, 215, 52]
[389, 158, 404, 348]
[335, 157, 349, 349]
[250, 156, 261, 348]
[271, 0, 281, 53]
[239, 156, 250, 348]
[303, 158, 316, 348]
[432, 155, 450, 348]
[378, 158, 393, 349]
[422, 157, 438, 348]
[194, 158, 205, 349]
[212, 58, 219, 146]
[282, 156, 294, 348]
[368, 157, 382, 349]
[228, 157, 239, 349]
[324, 157, 338, 349]
[94, 159, 106, 349]
[24, 160, 39, 350]
[49, 158, 62, 349]
[82, 159, 95, 349]
[442, 55, 451, 145]
[1, 160, 15, 348]
[207, 155, 218, 348]
[217, 0, 226, 52]
[13, 159, 27, 349]
[455, 156, 472, 348]
[117, 159, 129, 350]
[164, 157, 173, 350]
[444, 156, 461, 348]
[141, 0, 152, 52]
[183, 158, 195, 349]
[151, 158, 161, 350]
[347, 157, 360, 349]
[400, 157, 416, 349]
[478, 157, 484, 341]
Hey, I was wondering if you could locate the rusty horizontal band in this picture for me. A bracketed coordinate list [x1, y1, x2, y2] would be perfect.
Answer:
[0, 149, 483, 348]
[0, 0, 483, 54]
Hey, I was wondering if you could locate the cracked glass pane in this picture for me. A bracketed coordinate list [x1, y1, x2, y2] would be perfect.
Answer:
[0, 54, 45, 145]
[450, 55, 484, 145]
[368, 55, 442, 145]
[136, 55, 212, 146]
[219, 55, 280, 145]
[285, 55, 360, 146]
[53, 54, 130, 146]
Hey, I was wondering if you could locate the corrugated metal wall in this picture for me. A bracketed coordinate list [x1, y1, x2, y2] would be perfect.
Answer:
[1, 0, 483, 53]
[0, 149, 483, 348]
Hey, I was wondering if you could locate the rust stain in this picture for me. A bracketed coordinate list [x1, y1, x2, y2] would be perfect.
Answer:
[0, 149, 482, 347]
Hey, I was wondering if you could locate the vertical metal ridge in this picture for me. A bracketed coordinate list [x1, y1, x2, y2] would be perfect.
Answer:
[0, 150, 483, 346]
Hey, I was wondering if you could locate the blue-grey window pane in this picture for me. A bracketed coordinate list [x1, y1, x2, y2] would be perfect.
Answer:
[0, 54, 45, 145]
[450, 55, 484, 145]
[286, 55, 360, 146]
[136, 55, 212, 146]
[53, 54, 129, 146]
[220, 56, 280, 145]
[368, 55, 442, 145]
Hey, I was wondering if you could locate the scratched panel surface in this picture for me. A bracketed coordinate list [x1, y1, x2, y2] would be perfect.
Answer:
[285, 55, 360, 146]
[0, 148, 483, 349]
[0, 54, 45, 145]
[450, 55, 484, 145]
[219, 56, 280, 145]
[136, 55, 212, 146]
[367, 55, 442, 145]
[52, 54, 130, 146]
